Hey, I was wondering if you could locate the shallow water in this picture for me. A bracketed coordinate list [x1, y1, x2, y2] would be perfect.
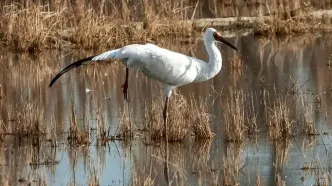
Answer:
[1, 33, 332, 185]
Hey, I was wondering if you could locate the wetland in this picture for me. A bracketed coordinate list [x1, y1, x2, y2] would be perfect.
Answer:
[1, 0, 332, 186]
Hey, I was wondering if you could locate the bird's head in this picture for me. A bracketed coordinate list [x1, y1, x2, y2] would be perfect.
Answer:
[204, 28, 239, 52]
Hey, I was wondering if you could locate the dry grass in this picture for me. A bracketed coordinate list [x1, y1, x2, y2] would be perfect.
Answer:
[143, 91, 213, 142]
[7, 102, 45, 138]
[144, 91, 191, 142]
[274, 139, 292, 174]
[267, 97, 294, 141]
[67, 104, 89, 145]
[222, 88, 246, 143]
[0, 1, 192, 51]
[0, 1, 330, 51]
[0, 119, 4, 142]
[89, 169, 100, 186]
[247, 92, 258, 136]
[254, 0, 332, 35]
[190, 97, 213, 139]
[229, 54, 244, 70]
[93, 100, 111, 145]
[301, 159, 330, 186]
[117, 107, 133, 140]
[132, 165, 156, 186]
[276, 173, 286, 186]
[256, 174, 262, 186]
[191, 139, 212, 171]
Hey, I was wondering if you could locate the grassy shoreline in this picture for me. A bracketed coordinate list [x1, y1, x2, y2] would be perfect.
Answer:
[0, 1, 332, 52]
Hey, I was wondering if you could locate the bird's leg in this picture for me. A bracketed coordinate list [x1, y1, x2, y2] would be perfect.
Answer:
[121, 67, 129, 101]
[163, 96, 170, 185]
[163, 96, 169, 143]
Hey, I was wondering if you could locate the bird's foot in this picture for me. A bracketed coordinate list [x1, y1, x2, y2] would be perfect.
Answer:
[121, 82, 128, 101]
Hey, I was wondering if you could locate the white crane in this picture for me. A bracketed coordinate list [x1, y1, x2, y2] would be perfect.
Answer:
[49, 28, 239, 142]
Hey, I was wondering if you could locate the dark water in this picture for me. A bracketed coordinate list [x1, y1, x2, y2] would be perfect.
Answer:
[1, 33, 332, 185]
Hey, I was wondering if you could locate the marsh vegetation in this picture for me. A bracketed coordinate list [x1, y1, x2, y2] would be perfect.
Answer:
[1, 0, 332, 51]
[0, 33, 331, 185]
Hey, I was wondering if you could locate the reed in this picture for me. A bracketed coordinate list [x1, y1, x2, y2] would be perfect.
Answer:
[117, 107, 132, 140]
[143, 91, 212, 142]
[190, 97, 213, 139]
[94, 100, 111, 145]
[0, 1, 328, 51]
[276, 173, 286, 186]
[222, 88, 246, 143]
[256, 174, 262, 186]
[132, 166, 155, 186]
[67, 104, 89, 145]
[7, 102, 45, 138]
[0, 1, 190, 51]
[274, 139, 292, 174]
[229, 54, 244, 70]
[191, 139, 212, 171]
[0, 119, 3, 142]
[89, 169, 100, 186]
[221, 143, 243, 185]
[144, 92, 190, 142]
[267, 97, 294, 141]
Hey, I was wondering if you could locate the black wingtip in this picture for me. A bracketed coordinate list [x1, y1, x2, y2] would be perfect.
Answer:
[49, 56, 96, 88]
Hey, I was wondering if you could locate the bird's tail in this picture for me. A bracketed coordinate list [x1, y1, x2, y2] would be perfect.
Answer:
[49, 49, 120, 87]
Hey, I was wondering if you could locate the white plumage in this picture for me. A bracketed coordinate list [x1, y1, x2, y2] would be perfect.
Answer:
[49, 27, 239, 142]
[93, 43, 201, 96]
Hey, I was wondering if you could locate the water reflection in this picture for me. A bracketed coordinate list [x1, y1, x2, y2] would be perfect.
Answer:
[0, 33, 332, 185]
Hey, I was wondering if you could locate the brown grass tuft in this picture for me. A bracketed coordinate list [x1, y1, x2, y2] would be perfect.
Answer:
[267, 97, 294, 141]
[144, 91, 190, 142]
[143, 91, 212, 142]
[190, 97, 213, 139]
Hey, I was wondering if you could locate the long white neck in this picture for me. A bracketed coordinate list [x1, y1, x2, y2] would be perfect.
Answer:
[195, 39, 222, 82]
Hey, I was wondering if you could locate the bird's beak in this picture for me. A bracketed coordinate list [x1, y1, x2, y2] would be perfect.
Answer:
[213, 32, 239, 52]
